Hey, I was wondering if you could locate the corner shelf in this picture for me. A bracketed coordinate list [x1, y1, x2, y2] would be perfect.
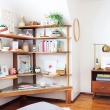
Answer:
[0, 24, 72, 102]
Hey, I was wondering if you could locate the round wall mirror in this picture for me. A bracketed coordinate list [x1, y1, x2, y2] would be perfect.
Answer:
[73, 18, 80, 42]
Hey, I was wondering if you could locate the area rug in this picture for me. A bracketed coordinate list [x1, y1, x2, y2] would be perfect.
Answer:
[62, 107, 71, 110]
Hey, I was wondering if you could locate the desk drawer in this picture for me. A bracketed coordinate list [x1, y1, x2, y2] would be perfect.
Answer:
[92, 81, 110, 93]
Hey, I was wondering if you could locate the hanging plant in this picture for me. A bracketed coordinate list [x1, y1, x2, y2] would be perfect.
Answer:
[47, 12, 63, 30]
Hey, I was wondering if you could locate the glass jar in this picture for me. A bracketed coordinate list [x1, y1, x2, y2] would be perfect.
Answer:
[22, 42, 29, 52]
[33, 45, 36, 52]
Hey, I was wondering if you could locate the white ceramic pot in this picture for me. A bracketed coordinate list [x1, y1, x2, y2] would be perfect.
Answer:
[35, 69, 40, 73]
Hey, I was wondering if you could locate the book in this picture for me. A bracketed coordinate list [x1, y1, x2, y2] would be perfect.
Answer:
[18, 84, 38, 90]
[96, 77, 110, 81]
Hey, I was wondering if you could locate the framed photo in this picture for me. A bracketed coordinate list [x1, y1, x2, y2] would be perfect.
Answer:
[101, 56, 110, 69]
[44, 60, 57, 74]
[1, 65, 8, 76]
[2, 9, 14, 33]
[36, 29, 44, 37]
[17, 55, 31, 73]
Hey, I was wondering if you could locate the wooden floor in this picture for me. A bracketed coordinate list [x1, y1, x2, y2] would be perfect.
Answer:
[1, 94, 110, 110]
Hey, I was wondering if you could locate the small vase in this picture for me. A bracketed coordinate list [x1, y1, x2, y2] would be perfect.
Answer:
[95, 63, 100, 70]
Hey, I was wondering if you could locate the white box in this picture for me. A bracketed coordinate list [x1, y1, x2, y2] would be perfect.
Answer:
[12, 41, 18, 49]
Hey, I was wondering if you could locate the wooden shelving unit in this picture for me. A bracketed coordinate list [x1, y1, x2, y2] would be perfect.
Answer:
[0, 24, 72, 103]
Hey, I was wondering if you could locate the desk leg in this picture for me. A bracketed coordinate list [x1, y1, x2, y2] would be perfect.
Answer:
[92, 92, 96, 100]
[66, 90, 71, 104]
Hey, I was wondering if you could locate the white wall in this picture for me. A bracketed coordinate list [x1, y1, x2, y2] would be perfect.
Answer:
[67, 0, 80, 99]
[80, 0, 110, 92]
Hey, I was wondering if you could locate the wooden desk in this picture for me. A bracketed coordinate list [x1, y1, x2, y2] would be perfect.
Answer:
[91, 70, 110, 99]
[0, 85, 72, 104]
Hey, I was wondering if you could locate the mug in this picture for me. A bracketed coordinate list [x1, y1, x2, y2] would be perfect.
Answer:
[9, 68, 16, 75]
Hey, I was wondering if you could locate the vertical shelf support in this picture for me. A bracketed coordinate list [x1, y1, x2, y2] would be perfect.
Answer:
[13, 53, 18, 86]
[32, 28, 36, 84]
[66, 26, 69, 86]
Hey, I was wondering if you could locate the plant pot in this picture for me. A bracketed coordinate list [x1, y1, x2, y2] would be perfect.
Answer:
[35, 69, 40, 73]
[49, 18, 58, 25]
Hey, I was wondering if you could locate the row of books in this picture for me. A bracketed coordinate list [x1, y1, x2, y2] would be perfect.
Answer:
[96, 74, 110, 81]
[38, 40, 60, 52]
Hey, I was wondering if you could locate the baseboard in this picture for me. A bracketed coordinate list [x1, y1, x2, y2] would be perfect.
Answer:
[72, 92, 81, 102]
[80, 92, 93, 95]
[0, 97, 20, 110]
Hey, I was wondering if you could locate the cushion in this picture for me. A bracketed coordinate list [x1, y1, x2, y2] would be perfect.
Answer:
[17, 101, 64, 110]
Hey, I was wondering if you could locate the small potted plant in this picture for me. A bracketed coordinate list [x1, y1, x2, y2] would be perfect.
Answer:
[2, 44, 10, 51]
[0, 25, 9, 34]
[47, 12, 63, 29]
[35, 66, 40, 73]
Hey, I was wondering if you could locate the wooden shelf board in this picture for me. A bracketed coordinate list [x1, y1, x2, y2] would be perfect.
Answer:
[16, 73, 36, 76]
[41, 74, 60, 77]
[40, 74, 72, 77]
[0, 34, 71, 40]
[0, 33, 34, 40]
[33, 37, 71, 39]
[0, 51, 28, 53]
[29, 51, 69, 54]
[91, 69, 110, 72]
[0, 75, 17, 80]
[0, 84, 72, 98]
[15, 24, 71, 29]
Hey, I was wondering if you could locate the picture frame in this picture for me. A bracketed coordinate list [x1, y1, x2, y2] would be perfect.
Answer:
[2, 9, 14, 33]
[1, 65, 8, 76]
[101, 56, 110, 69]
[44, 60, 57, 74]
[36, 29, 44, 37]
[17, 55, 31, 73]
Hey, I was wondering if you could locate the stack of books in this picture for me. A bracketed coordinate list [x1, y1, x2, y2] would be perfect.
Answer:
[17, 84, 38, 90]
[96, 74, 110, 81]
[38, 40, 60, 52]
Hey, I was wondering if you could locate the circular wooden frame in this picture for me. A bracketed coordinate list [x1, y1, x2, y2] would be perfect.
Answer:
[73, 18, 80, 42]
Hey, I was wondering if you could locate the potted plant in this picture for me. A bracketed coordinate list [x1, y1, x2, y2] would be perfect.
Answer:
[2, 44, 10, 51]
[35, 66, 40, 73]
[47, 12, 63, 29]
[0, 24, 9, 34]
